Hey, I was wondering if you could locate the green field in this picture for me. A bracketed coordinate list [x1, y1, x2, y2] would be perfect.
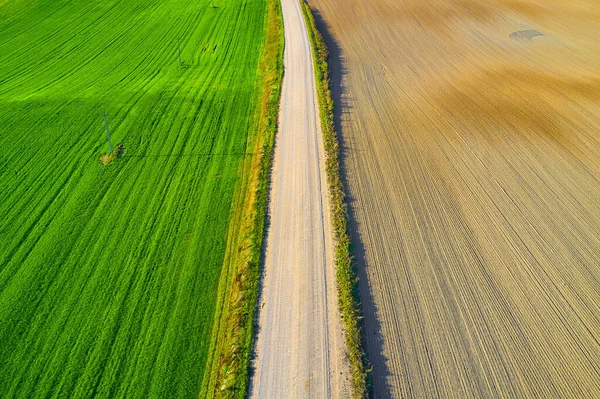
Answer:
[0, 0, 267, 397]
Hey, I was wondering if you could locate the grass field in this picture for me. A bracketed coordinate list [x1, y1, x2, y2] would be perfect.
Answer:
[0, 0, 268, 397]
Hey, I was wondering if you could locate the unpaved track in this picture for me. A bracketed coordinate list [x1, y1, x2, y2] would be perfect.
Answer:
[249, 0, 350, 397]
[307, 0, 600, 397]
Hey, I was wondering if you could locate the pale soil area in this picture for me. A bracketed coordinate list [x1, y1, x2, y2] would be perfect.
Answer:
[306, 0, 600, 397]
[249, 0, 350, 396]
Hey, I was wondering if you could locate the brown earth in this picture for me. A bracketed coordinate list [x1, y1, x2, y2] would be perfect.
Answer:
[305, 0, 600, 397]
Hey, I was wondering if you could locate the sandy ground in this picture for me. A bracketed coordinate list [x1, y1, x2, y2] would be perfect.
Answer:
[249, 0, 350, 397]
[305, 0, 600, 397]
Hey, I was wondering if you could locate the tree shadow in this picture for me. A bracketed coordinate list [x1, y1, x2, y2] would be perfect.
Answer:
[309, 6, 393, 397]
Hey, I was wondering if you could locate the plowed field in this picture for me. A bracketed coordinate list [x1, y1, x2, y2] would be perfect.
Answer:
[306, 0, 600, 397]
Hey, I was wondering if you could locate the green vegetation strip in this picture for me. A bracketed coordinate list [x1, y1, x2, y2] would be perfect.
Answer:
[201, 0, 284, 397]
[300, 1, 370, 397]
[0, 0, 270, 397]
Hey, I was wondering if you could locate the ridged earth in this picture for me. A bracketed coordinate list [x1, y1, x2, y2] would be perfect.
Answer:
[307, 0, 600, 397]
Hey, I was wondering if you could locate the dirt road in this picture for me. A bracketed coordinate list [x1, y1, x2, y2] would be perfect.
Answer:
[249, 0, 350, 397]
[307, 0, 600, 397]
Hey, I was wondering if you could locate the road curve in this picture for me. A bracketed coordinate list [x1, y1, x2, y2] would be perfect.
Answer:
[249, 0, 350, 397]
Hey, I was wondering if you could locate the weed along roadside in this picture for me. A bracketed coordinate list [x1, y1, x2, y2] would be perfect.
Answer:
[200, 0, 284, 397]
[301, 1, 370, 397]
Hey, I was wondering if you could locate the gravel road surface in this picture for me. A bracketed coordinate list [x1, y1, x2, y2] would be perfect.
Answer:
[249, 0, 350, 397]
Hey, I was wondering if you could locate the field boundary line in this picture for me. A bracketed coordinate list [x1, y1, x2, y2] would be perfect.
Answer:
[200, 0, 285, 397]
[300, 1, 370, 397]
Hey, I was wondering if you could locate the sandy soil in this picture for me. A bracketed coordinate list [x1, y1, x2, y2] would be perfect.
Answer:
[306, 0, 600, 397]
[249, 0, 350, 397]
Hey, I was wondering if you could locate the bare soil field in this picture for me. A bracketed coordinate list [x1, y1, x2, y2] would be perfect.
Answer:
[306, 0, 600, 397]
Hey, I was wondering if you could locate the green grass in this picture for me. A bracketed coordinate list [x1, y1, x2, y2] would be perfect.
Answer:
[0, 0, 270, 397]
[300, 1, 370, 397]
[201, 0, 284, 396]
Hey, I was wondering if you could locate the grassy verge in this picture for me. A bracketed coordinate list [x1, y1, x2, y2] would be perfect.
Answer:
[300, 1, 370, 397]
[200, 0, 284, 397]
